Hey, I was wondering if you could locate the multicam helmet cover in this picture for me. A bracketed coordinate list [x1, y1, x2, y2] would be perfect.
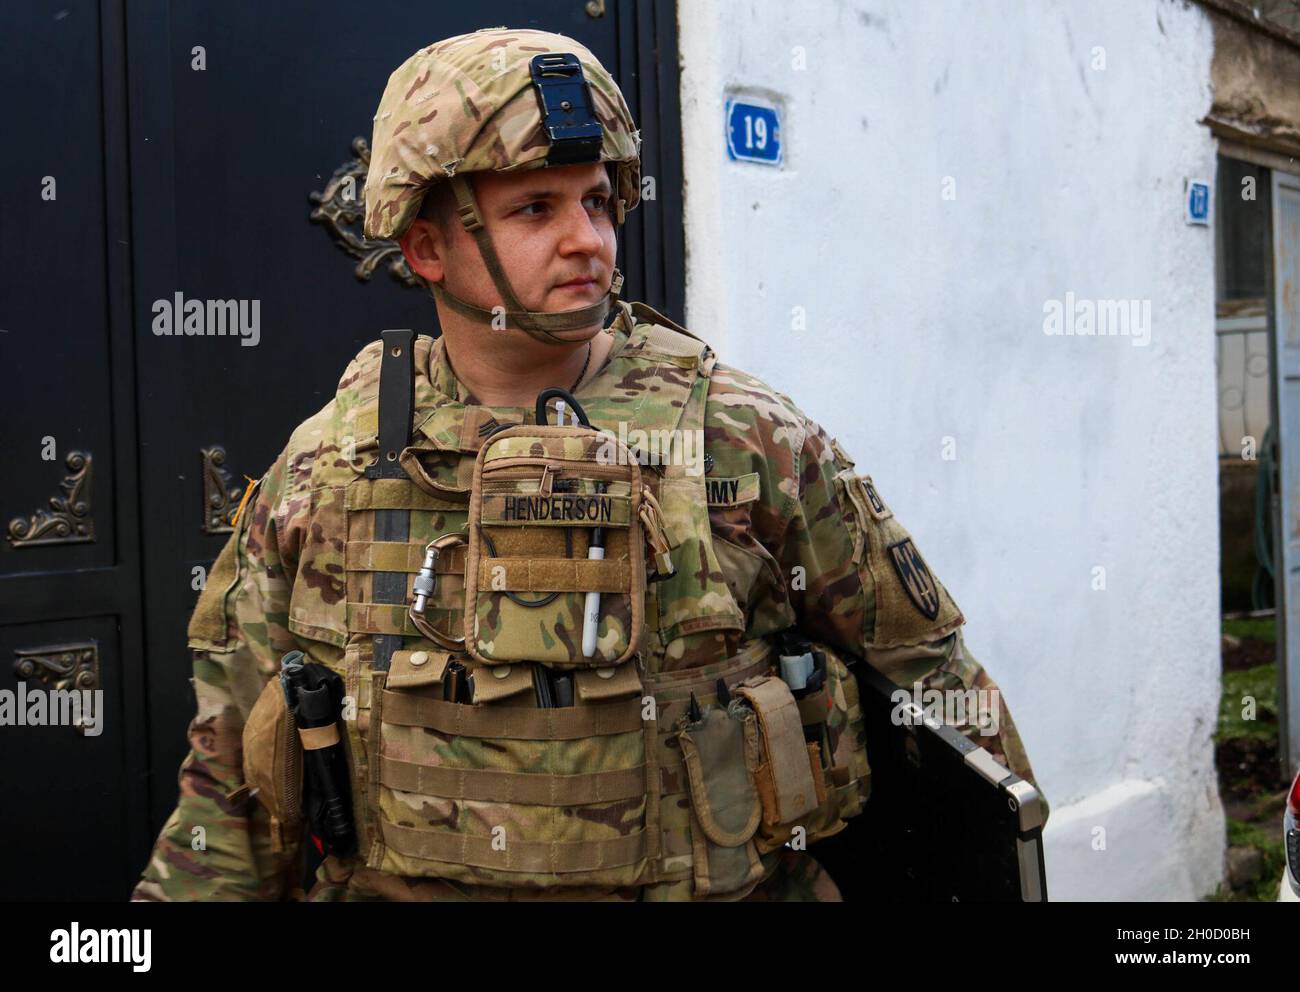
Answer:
[363, 27, 641, 243]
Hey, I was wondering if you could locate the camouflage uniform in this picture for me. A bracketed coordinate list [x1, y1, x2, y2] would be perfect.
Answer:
[131, 28, 1044, 903]
[132, 305, 1044, 902]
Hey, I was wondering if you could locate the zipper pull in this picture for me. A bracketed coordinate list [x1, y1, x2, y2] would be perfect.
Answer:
[639, 487, 677, 581]
[539, 462, 560, 496]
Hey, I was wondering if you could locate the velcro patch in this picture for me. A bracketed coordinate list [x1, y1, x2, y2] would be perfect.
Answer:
[705, 473, 760, 507]
[858, 477, 891, 520]
[838, 472, 964, 648]
[844, 474, 892, 523]
[480, 492, 630, 526]
[460, 409, 523, 451]
[887, 539, 940, 621]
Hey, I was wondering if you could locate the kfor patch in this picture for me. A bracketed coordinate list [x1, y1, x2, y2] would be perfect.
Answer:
[887, 538, 940, 621]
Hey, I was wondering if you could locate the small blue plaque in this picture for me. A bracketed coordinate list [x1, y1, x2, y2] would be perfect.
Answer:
[726, 99, 782, 166]
[1186, 179, 1210, 225]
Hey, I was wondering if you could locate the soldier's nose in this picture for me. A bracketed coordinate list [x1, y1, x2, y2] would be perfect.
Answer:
[558, 200, 605, 256]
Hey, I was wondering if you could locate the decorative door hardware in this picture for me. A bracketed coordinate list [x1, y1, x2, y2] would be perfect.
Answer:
[201, 445, 244, 535]
[309, 136, 421, 288]
[6, 451, 95, 548]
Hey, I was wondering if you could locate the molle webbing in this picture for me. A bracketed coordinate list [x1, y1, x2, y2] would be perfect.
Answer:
[378, 690, 645, 738]
[345, 478, 464, 512]
[367, 330, 416, 672]
[347, 541, 467, 574]
[378, 757, 648, 805]
[379, 822, 647, 874]
[475, 557, 630, 593]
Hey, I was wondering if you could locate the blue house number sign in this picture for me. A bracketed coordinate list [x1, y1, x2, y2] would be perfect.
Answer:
[1185, 179, 1210, 226]
[727, 99, 782, 166]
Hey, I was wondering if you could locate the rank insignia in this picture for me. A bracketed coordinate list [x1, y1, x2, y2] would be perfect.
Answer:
[888, 538, 940, 620]
[858, 476, 891, 520]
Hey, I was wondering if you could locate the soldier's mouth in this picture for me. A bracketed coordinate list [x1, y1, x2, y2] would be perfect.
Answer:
[555, 277, 598, 291]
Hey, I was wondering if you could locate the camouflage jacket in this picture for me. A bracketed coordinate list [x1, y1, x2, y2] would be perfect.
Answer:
[131, 301, 1044, 901]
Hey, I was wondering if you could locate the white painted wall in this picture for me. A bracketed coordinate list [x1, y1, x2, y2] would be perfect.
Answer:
[678, 0, 1224, 900]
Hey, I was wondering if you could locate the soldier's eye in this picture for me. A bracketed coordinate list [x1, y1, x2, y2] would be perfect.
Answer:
[516, 201, 547, 217]
[583, 193, 608, 212]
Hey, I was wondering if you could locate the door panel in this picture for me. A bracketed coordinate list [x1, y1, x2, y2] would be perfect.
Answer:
[0, 0, 149, 900]
[0, 618, 128, 900]
[0, 0, 116, 576]
[0, 0, 682, 898]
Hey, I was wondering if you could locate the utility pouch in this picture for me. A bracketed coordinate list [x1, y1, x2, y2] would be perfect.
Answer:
[766, 643, 873, 846]
[676, 704, 765, 897]
[242, 675, 304, 855]
[731, 675, 828, 851]
[367, 667, 659, 887]
[465, 424, 659, 669]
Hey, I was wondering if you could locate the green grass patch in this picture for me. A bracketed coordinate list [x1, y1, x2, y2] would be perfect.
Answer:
[1217, 663, 1279, 743]
[1221, 816, 1287, 903]
[1223, 618, 1277, 643]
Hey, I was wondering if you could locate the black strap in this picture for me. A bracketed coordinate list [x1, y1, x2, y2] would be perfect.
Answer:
[365, 330, 415, 671]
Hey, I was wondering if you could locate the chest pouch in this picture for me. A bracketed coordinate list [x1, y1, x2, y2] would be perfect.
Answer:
[464, 414, 662, 670]
[731, 674, 830, 851]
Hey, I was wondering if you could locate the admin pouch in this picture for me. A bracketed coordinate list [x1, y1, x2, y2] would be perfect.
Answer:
[463, 423, 668, 670]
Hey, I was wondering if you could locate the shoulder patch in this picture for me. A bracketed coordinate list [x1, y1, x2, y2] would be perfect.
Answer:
[843, 474, 891, 522]
[887, 538, 940, 621]
[835, 470, 963, 648]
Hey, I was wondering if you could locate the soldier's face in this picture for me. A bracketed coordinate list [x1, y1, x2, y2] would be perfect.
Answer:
[403, 162, 617, 325]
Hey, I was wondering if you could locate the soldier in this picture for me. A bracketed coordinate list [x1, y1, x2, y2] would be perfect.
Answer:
[131, 27, 1044, 903]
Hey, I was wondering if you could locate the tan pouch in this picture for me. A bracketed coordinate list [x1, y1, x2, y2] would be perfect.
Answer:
[677, 704, 765, 897]
[732, 675, 828, 850]
[757, 647, 870, 847]
[464, 424, 650, 669]
[241, 675, 303, 854]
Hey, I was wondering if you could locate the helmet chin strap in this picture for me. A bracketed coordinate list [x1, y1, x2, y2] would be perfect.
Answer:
[435, 174, 624, 345]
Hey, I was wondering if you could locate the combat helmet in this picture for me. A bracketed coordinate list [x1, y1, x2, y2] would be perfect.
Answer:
[363, 27, 641, 344]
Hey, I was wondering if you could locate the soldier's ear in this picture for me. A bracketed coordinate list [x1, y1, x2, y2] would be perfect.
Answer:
[399, 218, 448, 286]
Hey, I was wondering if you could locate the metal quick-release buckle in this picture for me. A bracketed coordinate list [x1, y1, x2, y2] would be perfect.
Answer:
[529, 53, 604, 166]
